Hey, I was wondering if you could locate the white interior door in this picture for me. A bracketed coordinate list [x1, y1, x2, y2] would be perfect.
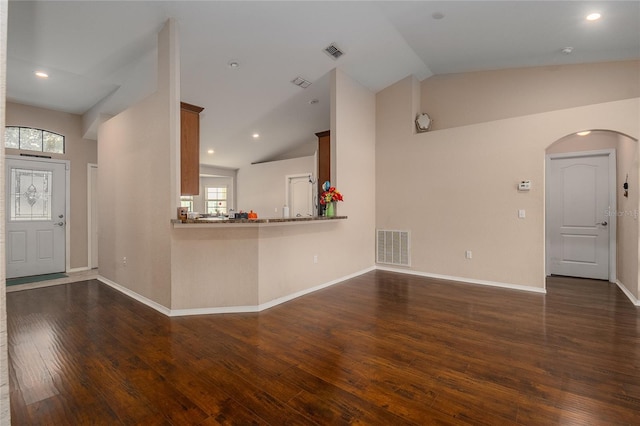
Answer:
[288, 175, 313, 217]
[6, 157, 67, 278]
[547, 153, 612, 280]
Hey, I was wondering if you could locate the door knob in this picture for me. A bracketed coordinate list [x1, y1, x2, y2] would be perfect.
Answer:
[54, 222, 65, 227]
[597, 221, 608, 226]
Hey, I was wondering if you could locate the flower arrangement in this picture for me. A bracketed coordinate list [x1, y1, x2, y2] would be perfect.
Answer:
[320, 186, 344, 205]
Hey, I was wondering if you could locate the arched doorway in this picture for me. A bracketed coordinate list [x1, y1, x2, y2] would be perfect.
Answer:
[545, 130, 638, 295]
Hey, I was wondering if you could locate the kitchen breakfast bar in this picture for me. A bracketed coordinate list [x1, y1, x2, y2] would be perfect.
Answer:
[170, 216, 348, 315]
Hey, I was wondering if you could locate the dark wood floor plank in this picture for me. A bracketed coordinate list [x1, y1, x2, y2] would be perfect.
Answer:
[7, 272, 640, 425]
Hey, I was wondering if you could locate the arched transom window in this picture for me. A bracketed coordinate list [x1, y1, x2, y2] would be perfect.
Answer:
[4, 126, 65, 154]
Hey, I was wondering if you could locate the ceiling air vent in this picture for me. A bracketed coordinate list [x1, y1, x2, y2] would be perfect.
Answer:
[324, 43, 344, 60]
[291, 76, 312, 89]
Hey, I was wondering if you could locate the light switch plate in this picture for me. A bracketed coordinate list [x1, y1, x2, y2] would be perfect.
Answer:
[518, 209, 526, 219]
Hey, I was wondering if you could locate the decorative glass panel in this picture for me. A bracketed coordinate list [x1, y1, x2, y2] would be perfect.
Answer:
[20, 128, 42, 151]
[5, 127, 19, 149]
[43, 131, 64, 153]
[10, 168, 53, 221]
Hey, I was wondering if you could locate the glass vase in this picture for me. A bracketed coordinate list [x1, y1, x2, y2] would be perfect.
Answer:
[325, 202, 335, 217]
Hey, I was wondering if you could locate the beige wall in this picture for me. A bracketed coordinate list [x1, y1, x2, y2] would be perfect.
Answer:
[237, 156, 315, 218]
[5, 102, 97, 270]
[422, 60, 640, 131]
[546, 131, 619, 154]
[616, 135, 639, 299]
[332, 68, 377, 270]
[98, 20, 180, 308]
[170, 226, 259, 309]
[0, 0, 9, 421]
[377, 73, 639, 290]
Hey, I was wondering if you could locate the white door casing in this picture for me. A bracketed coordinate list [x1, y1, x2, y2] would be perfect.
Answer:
[6, 156, 68, 278]
[88, 163, 98, 269]
[546, 150, 616, 281]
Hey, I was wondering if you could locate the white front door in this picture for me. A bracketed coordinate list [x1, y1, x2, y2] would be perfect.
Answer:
[547, 153, 612, 280]
[6, 157, 67, 278]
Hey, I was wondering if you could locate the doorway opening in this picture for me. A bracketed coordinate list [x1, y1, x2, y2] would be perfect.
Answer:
[5, 155, 70, 279]
[545, 130, 638, 290]
[286, 174, 315, 217]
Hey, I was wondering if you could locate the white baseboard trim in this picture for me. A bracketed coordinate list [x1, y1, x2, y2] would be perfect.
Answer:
[375, 265, 547, 294]
[170, 266, 376, 317]
[97, 275, 171, 316]
[66, 266, 91, 273]
[169, 305, 260, 316]
[98, 266, 550, 317]
[97, 266, 376, 317]
[616, 280, 640, 306]
[256, 266, 377, 313]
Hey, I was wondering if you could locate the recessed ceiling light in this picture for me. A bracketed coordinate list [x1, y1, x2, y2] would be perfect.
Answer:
[228, 61, 239, 69]
[586, 12, 601, 21]
[34, 71, 49, 78]
[577, 131, 592, 136]
[561, 47, 574, 55]
[207, 149, 214, 154]
[252, 133, 260, 139]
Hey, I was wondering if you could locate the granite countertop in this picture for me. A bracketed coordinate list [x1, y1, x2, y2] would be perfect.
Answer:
[172, 216, 347, 225]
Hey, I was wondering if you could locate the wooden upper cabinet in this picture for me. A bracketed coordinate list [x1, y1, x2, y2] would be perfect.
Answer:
[316, 130, 330, 188]
[180, 102, 204, 196]
[316, 130, 330, 215]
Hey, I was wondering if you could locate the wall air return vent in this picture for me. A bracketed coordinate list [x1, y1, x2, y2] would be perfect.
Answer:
[376, 230, 410, 266]
[324, 43, 345, 60]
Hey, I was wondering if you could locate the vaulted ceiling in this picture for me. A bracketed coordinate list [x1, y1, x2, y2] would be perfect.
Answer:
[6, 1, 640, 169]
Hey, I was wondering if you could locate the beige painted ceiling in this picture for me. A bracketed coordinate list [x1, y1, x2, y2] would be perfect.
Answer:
[6, 1, 640, 169]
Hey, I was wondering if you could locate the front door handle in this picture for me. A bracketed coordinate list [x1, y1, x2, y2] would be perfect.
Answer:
[54, 221, 65, 227]
[597, 221, 608, 226]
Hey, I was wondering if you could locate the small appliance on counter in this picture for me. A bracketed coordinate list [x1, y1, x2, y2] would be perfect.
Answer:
[177, 207, 188, 222]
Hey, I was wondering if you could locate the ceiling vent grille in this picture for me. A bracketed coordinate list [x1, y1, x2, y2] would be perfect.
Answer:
[291, 76, 312, 89]
[376, 230, 410, 267]
[324, 43, 345, 60]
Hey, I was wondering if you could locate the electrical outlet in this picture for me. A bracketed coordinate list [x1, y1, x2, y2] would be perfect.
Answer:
[313, 255, 318, 264]
[123, 256, 127, 266]
[465, 250, 472, 259]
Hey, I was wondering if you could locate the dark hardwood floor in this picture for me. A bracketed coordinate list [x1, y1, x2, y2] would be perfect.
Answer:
[6, 271, 640, 425]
